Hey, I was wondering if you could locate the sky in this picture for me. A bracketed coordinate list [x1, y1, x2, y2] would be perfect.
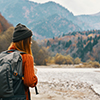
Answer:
[29, 0, 100, 15]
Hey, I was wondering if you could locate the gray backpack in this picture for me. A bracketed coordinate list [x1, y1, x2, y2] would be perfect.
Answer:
[0, 49, 26, 100]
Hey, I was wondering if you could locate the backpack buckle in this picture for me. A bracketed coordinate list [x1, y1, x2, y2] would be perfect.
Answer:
[22, 77, 24, 80]
[13, 72, 18, 76]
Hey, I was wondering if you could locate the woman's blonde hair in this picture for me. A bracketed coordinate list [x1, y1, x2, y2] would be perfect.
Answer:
[9, 36, 32, 55]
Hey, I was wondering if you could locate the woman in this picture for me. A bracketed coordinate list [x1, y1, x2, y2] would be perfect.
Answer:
[8, 23, 38, 100]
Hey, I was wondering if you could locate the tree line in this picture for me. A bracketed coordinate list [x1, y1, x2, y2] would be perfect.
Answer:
[0, 26, 100, 66]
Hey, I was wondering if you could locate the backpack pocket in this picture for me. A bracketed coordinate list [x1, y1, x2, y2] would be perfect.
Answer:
[0, 63, 13, 98]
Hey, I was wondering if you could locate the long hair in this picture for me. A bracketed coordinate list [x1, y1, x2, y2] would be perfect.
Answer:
[9, 36, 32, 55]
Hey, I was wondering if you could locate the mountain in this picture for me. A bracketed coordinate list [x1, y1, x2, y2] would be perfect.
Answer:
[0, 0, 92, 39]
[0, 13, 13, 33]
[31, 14, 81, 39]
[77, 12, 100, 30]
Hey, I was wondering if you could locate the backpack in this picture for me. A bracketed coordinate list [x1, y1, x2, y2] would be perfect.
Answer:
[0, 49, 26, 100]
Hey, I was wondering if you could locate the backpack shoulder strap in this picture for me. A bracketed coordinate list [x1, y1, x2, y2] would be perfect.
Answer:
[6, 49, 26, 54]
[6, 49, 25, 80]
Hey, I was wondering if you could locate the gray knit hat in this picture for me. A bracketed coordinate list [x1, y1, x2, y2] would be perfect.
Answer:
[13, 23, 32, 42]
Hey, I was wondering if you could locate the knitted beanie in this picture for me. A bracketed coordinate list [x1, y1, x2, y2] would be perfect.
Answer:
[13, 23, 32, 42]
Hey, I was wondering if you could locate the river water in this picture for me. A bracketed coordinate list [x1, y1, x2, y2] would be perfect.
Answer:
[30, 67, 100, 100]
[37, 68, 100, 94]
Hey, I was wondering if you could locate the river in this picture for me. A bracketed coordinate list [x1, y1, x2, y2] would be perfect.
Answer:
[30, 67, 100, 100]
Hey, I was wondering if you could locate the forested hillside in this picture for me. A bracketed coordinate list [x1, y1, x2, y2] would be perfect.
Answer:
[0, 13, 13, 51]
[0, 13, 49, 65]
[0, 13, 12, 33]
[0, 16, 100, 66]
[39, 30, 100, 62]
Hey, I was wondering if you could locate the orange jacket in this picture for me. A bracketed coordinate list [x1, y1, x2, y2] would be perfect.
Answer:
[9, 44, 38, 100]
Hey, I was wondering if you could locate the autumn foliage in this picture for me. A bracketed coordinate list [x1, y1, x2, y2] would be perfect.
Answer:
[76, 60, 100, 68]
[0, 13, 12, 33]
[48, 53, 81, 65]
[39, 30, 100, 63]
[31, 40, 49, 65]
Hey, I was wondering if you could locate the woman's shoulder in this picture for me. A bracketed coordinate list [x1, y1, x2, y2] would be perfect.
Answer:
[21, 54, 33, 62]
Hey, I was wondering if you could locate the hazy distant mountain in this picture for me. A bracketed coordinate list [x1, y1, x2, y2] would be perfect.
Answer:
[77, 12, 100, 30]
[30, 14, 81, 39]
[0, 0, 99, 39]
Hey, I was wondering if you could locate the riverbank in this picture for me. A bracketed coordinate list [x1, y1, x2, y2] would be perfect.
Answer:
[35, 64, 81, 68]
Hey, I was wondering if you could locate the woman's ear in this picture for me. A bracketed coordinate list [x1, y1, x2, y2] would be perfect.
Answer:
[30, 36, 32, 44]
[31, 41, 32, 44]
